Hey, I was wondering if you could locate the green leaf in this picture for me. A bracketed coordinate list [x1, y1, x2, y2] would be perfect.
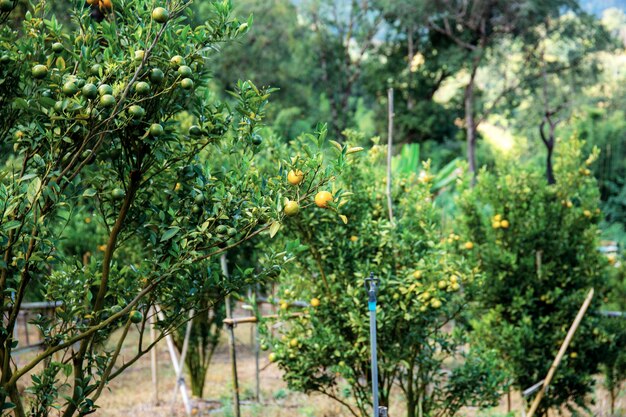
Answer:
[160, 227, 181, 242]
[269, 221, 281, 238]
[1, 402, 15, 410]
[82, 189, 97, 197]
[1, 220, 21, 232]
[26, 177, 42, 204]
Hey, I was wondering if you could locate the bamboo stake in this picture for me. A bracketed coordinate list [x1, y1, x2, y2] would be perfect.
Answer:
[171, 309, 194, 407]
[386, 88, 394, 222]
[223, 313, 304, 326]
[150, 307, 159, 405]
[156, 307, 192, 416]
[526, 288, 594, 417]
[221, 254, 241, 417]
[253, 286, 260, 402]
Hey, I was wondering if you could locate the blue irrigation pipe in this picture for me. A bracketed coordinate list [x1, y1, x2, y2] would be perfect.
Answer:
[366, 272, 382, 417]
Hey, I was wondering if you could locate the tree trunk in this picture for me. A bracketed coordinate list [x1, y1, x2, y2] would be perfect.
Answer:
[546, 146, 555, 185]
[464, 80, 477, 180]
[407, 25, 415, 111]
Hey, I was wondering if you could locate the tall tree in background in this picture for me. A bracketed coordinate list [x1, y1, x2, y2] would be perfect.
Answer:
[302, 0, 383, 136]
[366, 0, 464, 146]
[526, 13, 612, 184]
[427, 0, 578, 178]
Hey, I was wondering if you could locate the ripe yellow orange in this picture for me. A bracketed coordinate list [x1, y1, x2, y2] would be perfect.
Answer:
[437, 280, 447, 289]
[284, 200, 299, 216]
[464, 241, 474, 250]
[349, 235, 358, 242]
[289, 338, 298, 348]
[583, 210, 591, 218]
[492, 221, 501, 229]
[412, 270, 422, 279]
[493, 214, 502, 222]
[310, 297, 320, 307]
[268, 353, 277, 362]
[431, 299, 442, 309]
[500, 220, 509, 228]
[314, 191, 333, 208]
[287, 169, 304, 186]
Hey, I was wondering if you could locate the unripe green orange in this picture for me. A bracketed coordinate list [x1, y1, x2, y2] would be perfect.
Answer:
[82, 83, 98, 99]
[32, 64, 48, 79]
[52, 42, 64, 53]
[284, 200, 299, 216]
[62, 81, 79, 96]
[177, 65, 192, 78]
[151, 7, 169, 23]
[100, 94, 116, 108]
[98, 84, 113, 96]
[135, 81, 150, 95]
[128, 105, 145, 119]
[180, 78, 194, 90]
[149, 68, 164, 84]
[149, 123, 164, 137]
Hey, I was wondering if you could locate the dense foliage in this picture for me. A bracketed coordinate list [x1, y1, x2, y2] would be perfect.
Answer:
[1, 0, 625, 415]
[261, 138, 507, 417]
[457, 137, 609, 414]
[0, 0, 341, 414]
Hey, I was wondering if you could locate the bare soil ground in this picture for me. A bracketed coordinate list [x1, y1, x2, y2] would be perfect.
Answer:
[12, 313, 626, 417]
[92, 324, 625, 417]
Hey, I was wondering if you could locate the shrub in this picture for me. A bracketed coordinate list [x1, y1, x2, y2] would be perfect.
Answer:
[261, 137, 507, 417]
[457, 136, 609, 414]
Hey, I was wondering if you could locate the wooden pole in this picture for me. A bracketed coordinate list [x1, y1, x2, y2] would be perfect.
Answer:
[253, 286, 260, 402]
[221, 254, 241, 417]
[223, 313, 304, 326]
[526, 288, 594, 417]
[150, 307, 159, 405]
[386, 87, 394, 222]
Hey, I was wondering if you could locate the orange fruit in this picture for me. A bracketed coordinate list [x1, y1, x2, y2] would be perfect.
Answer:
[310, 298, 320, 307]
[151, 7, 169, 23]
[284, 200, 299, 216]
[314, 191, 333, 208]
[129, 310, 143, 323]
[287, 169, 304, 186]
[500, 220, 509, 228]
[464, 241, 474, 250]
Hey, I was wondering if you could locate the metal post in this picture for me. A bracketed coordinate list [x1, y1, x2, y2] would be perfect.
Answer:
[366, 273, 380, 417]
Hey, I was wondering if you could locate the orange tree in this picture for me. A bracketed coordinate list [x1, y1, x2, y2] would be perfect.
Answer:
[601, 252, 626, 415]
[456, 137, 609, 414]
[260, 137, 508, 417]
[0, 0, 343, 414]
